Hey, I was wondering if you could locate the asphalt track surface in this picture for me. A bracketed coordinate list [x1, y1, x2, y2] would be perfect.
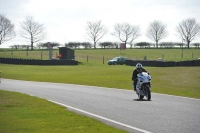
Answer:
[1, 79, 200, 133]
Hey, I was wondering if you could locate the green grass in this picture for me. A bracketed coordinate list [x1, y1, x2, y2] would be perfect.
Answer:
[75, 48, 200, 61]
[0, 64, 200, 99]
[0, 90, 127, 133]
[1, 48, 200, 61]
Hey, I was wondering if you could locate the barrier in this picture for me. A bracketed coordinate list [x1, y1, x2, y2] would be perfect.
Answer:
[0, 57, 199, 66]
[125, 60, 200, 67]
[0, 57, 78, 65]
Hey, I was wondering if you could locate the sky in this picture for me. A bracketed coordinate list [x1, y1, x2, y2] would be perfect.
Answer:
[1, 0, 200, 48]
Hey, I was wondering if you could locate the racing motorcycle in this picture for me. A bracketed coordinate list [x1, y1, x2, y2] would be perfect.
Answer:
[133, 72, 152, 100]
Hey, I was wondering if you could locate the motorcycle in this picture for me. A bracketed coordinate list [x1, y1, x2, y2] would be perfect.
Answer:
[133, 72, 152, 100]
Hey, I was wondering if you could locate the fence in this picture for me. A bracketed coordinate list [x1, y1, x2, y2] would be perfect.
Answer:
[1, 50, 200, 61]
[0, 50, 57, 60]
[1, 49, 200, 65]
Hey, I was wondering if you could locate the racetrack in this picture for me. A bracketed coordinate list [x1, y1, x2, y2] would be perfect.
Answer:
[1, 79, 200, 133]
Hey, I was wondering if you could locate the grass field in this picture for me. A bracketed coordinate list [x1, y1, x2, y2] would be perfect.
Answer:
[0, 90, 127, 133]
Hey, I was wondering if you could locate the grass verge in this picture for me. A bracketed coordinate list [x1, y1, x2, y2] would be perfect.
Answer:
[0, 90, 127, 133]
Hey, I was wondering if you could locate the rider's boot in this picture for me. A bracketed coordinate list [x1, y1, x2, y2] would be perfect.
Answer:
[134, 86, 136, 91]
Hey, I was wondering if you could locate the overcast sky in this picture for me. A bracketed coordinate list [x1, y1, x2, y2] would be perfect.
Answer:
[1, 0, 200, 48]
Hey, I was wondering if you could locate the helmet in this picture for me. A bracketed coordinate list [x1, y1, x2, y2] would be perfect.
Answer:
[136, 63, 142, 69]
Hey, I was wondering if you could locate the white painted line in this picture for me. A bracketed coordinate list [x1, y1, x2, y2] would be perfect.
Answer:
[49, 100, 152, 133]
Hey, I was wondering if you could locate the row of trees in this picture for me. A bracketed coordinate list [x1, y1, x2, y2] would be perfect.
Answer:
[86, 19, 200, 49]
[1, 13, 200, 50]
[64, 41, 200, 49]
[9, 41, 200, 50]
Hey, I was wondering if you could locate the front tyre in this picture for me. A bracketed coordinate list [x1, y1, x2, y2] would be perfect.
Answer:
[146, 87, 151, 101]
[138, 94, 144, 99]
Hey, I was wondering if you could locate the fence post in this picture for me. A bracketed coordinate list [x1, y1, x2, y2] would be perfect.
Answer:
[103, 56, 104, 64]
[41, 51, 43, 59]
[87, 55, 88, 62]
[26, 49, 28, 56]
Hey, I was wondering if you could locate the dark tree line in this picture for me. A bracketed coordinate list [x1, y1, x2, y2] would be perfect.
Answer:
[9, 44, 30, 50]
[37, 42, 61, 49]
[65, 42, 92, 49]
[9, 41, 200, 50]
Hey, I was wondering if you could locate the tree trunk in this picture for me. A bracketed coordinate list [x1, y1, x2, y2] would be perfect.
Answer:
[31, 34, 33, 50]
[93, 40, 96, 49]
[156, 41, 158, 49]
[187, 42, 190, 49]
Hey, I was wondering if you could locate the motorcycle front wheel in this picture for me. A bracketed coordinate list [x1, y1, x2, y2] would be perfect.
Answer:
[138, 94, 144, 99]
[146, 87, 151, 101]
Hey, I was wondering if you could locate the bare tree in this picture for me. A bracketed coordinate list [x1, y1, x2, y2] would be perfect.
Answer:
[85, 20, 108, 49]
[0, 14, 16, 45]
[146, 20, 168, 48]
[112, 23, 140, 48]
[129, 26, 141, 48]
[176, 18, 200, 49]
[20, 16, 46, 50]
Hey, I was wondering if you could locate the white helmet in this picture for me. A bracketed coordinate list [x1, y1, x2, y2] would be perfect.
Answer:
[136, 63, 142, 69]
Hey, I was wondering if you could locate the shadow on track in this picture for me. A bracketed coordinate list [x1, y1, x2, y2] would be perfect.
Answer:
[133, 99, 152, 101]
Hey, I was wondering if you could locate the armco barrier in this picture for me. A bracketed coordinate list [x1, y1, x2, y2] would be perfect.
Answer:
[125, 60, 200, 67]
[0, 57, 78, 65]
[1, 57, 199, 66]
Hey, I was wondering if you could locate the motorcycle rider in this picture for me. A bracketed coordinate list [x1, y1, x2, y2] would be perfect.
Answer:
[132, 63, 148, 91]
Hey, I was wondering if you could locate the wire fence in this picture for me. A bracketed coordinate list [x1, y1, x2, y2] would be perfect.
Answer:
[0, 50, 200, 63]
